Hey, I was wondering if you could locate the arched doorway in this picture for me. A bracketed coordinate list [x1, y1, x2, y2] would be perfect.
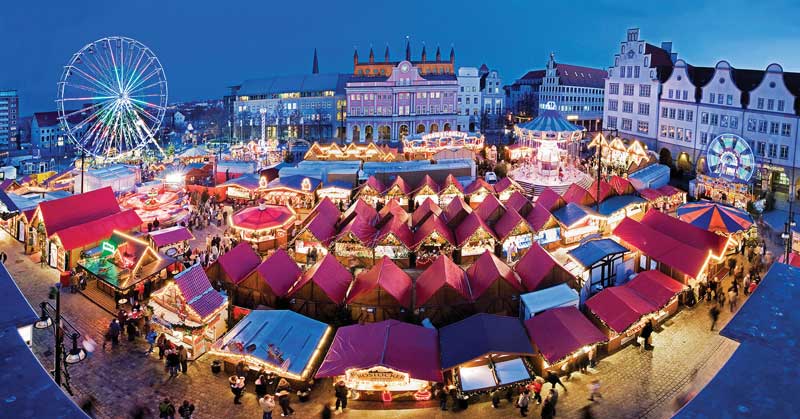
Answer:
[696, 156, 707, 175]
[443, 123, 451, 131]
[676, 152, 692, 172]
[416, 124, 426, 134]
[469, 122, 476, 132]
[399, 124, 409, 140]
[378, 125, 391, 141]
[659, 148, 673, 167]
[429, 123, 439, 133]
[352, 125, 360, 142]
[365, 125, 374, 141]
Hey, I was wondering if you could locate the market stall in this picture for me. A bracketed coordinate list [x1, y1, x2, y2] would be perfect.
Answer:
[565, 238, 630, 303]
[148, 264, 227, 359]
[346, 257, 413, 323]
[413, 215, 455, 268]
[287, 253, 352, 321]
[438, 174, 465, 207]
[148, 226, 194, 258]
[494, 177, 524, 203]
[443, 196, 472, 228]
[378, 199, 410, 225]
[474, 194, 505, 224]
[316, 181, 353, 209]
[332, 214, 377, 268]
[514, 243, 573, 292]
[292, 214, 337, 266]
[261, 176, 320, 211]
[690, 173, 751, 209]
[455, 213, 498, 265]
[210, 310, 332, 384]
[315, 320, 442, 401]
[355, 176, 385, 207]
[494, 208, 533, 263]
[413, 255, 473, 326]
[519, 283, 579, 320]
[464, 178, 495, 208]
[229, 202, 297, 252]
[215, 160, 257, 185]
[254, 249, 302, 308]
[505, 191, 533, 217]
[524, 306, 606, 376]
[677, 201, 754, 236]
[210, 243, 262, 307]
[551, 203, 601, 245]
[220, 173, 261, 202]
[465, 251, 524, 315]
[373, 217, 414, 268]
[410, 198, 442, 229]
[439, 313, 536, 394]
[412, 175, 440, 206]
[384, 176, 412, 210]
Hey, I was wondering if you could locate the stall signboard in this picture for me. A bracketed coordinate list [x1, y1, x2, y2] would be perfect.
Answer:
[502, 234, 532, 254]
[334, 242, 372, 258]
[535, 227, 560, 245]
[346, 366, 410, 387]
[462, 242, 494, 257]
[227, 187, 252, 199]
[375, 245, 410, 259]
[101, 240, 117, 255]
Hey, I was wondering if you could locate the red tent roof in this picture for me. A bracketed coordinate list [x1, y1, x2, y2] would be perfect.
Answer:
[315, 320, 442, 382]
[378, 198, 410, 224]
[411, 198, 443, 227]
[536, 188, 566, 212]
[336, 214, 377, 245]
[466, 251, 523, 298]
[374, 216, 414, 249]
[289, 253, 352, 303]
[443, 196, 472, 223]
[303, 213, 338, 246]
[231, 204, 295, 231]
[656, 184, 683, 197]
[464, 178, 495, 195]
[386, 176, 412, 196]
[415, 255, 472, 305]
[613, 217, 708, 279]
[527, 204, 555, 231]
[149, 226, 194, 247]
[37, 187, 121, 236]
[414, 174, 440, 195]
[505, 190, 531, 214]
[359, 176, 385, 195]
[638, 188, 664, 202]
[588, 179, 614, 203]
[441, 174, 464, 193]
[524, 306, 606, 364]
[340, 199, 378, 226]
[307, 197, 341, 223]
[493, 207, 529, 241]
[585, 286, 657, 334]
[625, 270, 686, 309]
[455, 212, 497, 247]
[609, 176, 635, 196]
[346, 256, 412, 307]
[256, 249, 302, 297]
[562, 184, 596, 206]
[474, 194, 505, 221]
[217, 242, 261, 285]
[641, 209, 728, 257]
[514, 243, 564, 291]
[414, 214, 455, 248]
[53, 210, 142, 251]
[173, 264, 226, 320]
[494, 177, 520, 194]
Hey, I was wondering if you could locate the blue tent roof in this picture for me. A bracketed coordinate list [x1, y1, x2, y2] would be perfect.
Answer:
[213, 310, 329, 377]
[597, 195, 646, 216]
[567, 238, 629, 268]
[552, 203, 599, 227]
[520, 284, 580, 315]
[675, 263, 800, 418]
[439, 313, 535, 370]
[220, 173, 261, 190]
[267, 175, 322, 192]
[516, 109, 585, 133]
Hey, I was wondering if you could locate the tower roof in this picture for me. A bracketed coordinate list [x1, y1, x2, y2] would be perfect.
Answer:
[312, 48, 319, 74]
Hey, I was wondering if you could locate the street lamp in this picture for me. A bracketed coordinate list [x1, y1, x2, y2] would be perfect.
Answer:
[34, 283, 86, 395]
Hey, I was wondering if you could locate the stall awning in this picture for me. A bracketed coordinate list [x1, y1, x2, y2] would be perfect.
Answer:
[149, 226, 194, 247]
[641, 208, 729, 257]
[256, 249, 301, 297]
[524, 306, 606, 364]
[315, 320, 442, 383]
[439, 313, 535, 370]
[217, 242, 261, 285]
[54, 209, 143, 251]
[613, 217, 708, 279]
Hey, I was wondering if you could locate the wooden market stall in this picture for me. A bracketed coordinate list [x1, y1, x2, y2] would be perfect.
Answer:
[474, 194, 505, 225]
[494, 177, 524, 202]
[292, 198, 340, 265]
[524, 307, 606, 376]
[413, 214, 455, 268]
[346, 257, 413, 323]
[148, 226, 194, 259]
[464, 178, 495, 208]
[261, 175, 320, 211]
[505, 190, 533, 217]
[443, 196, 472, 229]
[455, 213, 498, 265]
[413, 255, 473, 326]
[332, 214, 377, 268]
[355, 176, 385, 207]
[493, 207, 533, 263]
[438, 174, 465, 207]
[410, 198, 442, 229]
[412, 175, 440, 206]
[287, 253, 352, 321]
[514, 243, 573, 292]
[253, 249, 302, 308]
[373, 217, 414, 268]
[465, 251, 524, 315]
[526, 203, 561, 249]
[209, 243, 262, 308]
[383, 176, 412, 210]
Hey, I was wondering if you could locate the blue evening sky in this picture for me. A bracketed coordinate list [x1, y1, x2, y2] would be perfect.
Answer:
[2, 0, 798, 115]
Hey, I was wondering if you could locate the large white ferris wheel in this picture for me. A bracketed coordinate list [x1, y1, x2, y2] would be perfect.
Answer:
[57, 36, 168, 161]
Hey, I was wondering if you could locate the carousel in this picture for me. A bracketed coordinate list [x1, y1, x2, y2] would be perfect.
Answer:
[229, 201, 297, 251]
[402, 131, 484, 159]
[509, 102, 590, 195]
[119, 186, 190, 227]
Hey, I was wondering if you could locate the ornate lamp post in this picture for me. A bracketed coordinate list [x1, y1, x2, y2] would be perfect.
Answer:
[34, 284, 86, 395]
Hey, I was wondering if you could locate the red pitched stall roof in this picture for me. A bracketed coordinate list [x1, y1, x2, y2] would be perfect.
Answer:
[466, 250, 523, 298]
[524, 307, 606, 364]
[464, 177, 495, 196]
[256, 249, 302, 297]
[174, 264, 226, 319]
[526, 203, 556, 231]
[562, 184, 597, 206]
[54, 210, 143, 251]
[443, 196, 472, 226]
[37, 187, 121, 236]
[638, 188, 664, 202]
[336, 214, 377, 245]
[474, 194, 505, 222]
[535, 188, 566, 212]
[340, 199, 378, 226]
[514, 243, 564, 291]
[306, 197, 341, 225]
[149, 226, 194, 247]
[374, 216, 414, 249]
[415, 255, 473, 305]
[588, 179, 614, 203]
[358, 176, 385, 196]
[441, 174, 464, 193]
[346, 256, 413, 307]
[455, 212, 497, 247]
[413, 174, 440, 195]
[315, 320, 442, 383]
[613, 217, 708, 280]
[303, 213, 338, 246]
[641, 209, 728, 257]
[493, 207, 529, 241]
[625, 270, 686, 309]
[413, 214, 455, 248]
[656, 184, 683, 197]
[217, 242, 262, 285]
[494, 177, 521, 195]
[505, 190, 532, 216]
[585, 286, 657, 334]
[385, 176, 412, 196]
[289, 253, 352, 303]
[378, 198, 410, 224]
[609, 176, 636, 196]
[411, 198, 443, 227]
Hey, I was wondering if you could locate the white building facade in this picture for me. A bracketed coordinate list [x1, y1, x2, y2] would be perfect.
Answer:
[480, 65, 505, 131]
[457, 67, 481, 132]
[539, 53, 606, 131]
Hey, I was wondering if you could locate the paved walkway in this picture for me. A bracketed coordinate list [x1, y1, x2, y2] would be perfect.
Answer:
[0, 224, 761, 419]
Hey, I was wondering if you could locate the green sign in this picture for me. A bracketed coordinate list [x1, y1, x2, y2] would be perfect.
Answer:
[102, 241, 117, 254]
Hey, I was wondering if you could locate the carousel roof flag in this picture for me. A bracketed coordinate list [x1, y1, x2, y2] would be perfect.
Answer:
[677, 201, 754, 234]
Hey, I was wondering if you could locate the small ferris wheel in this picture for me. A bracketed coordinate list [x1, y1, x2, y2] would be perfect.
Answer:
[706, 133, 755, 182]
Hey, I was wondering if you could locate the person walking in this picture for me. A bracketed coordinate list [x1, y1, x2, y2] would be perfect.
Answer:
[230, 376, 245, 404]
[258, 395, 275, 419]
[531, 377, 544, 405]
[177, 400, 194, 419]
[156, 333, 166, 359]
[437, 385, 448, 411]
[709, 304, 721, 331]
[640, 320, 654, 350]
[728, 288, 738, 312]
[517, 389, 530, 417]
[546, 371, 567, 392]
[158, 398, 176, 419]
[178, 346, 189, 374]
[334, 380, 348, 411]
[743, 274, 751, 296]
[109, 320, 121, 346]
[276, 390, 294, 416]
[166, 349, 180, 378]
[588, 379, 602, 401]
[145, 330, 157, 355]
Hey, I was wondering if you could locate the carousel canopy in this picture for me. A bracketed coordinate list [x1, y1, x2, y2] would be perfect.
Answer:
[466, 251, 523, 298]
[524, 306, 606, 364]
[346, 257, 412, 307]
[289, 254, 352, 303]
[439, 313, 535, 370]
[514, 243, 567, 291]
[256, 249, 302, 297]
[149, 226, 194, 247]
[174, 264, 226, 319]
[231, 204, 295, 232]
[415, 255, 473, 305]
[515, 109, 585, 135]
[315, 320, 443, 383]
[677, 201, 754, 234]
[217, 242, 261, 285]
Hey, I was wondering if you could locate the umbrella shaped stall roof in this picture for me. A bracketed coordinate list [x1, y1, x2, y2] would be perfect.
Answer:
[625, 270, 686, 310]
[212, 310, 330, 379]
[585, 286, 658, 334]
[524, 306, 606, 364]
[217, 242, 262, 285]
[642, 208, 729, 257]
[514, 243, 566, 291]
[230, 204, 296, 232]
[415, 255, 473, 305]
[256, 249, 302, 297]
[677, 201, 754, 234]
[466, 251, 523, 298]
[315, 320, 442, 383]
[439, 313, 535, 369]
[346, 256, 413, 307]
[173, 264, 227, 320]
[288, 254, 352, 303]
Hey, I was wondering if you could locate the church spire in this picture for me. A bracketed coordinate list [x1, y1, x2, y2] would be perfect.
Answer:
[449, 46, 455, 64]
[421, 44, 427, 62]
[384, 45, 390, 62]
[369, 46, 375, 64]
[312, 48, 319, 74]
[405, 37, 411, 61]
[435, 46, 441, 62]
[353, 48, 358, 66]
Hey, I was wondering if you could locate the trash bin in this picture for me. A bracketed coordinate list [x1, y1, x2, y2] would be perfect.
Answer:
[60, 271, 71, 289]
[211, 360, 221, 374]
